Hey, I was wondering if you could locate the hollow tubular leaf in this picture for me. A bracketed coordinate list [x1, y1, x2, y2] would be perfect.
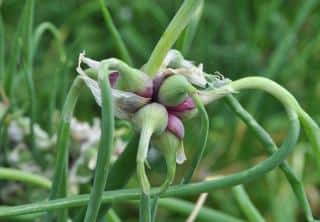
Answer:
[0, 167, 51, 189]
[224, 95, 315, 221]
[228, 77, 320, 170]
[33, 22, 66, 63]
[98, 0, 133, 65]
[144, 0, 201, 76]
[0, 112, 300, 218]
[48, 77, 83, 220]
[182, 92, 209, 184]
[0, 13, 4, 83]
[84, 64, 114, 222]
[96, 133, 140, 222]
[232, 185, 265, 222]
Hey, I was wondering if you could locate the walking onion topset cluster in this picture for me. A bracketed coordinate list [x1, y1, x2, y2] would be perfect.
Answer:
[1, 0, 320, 222]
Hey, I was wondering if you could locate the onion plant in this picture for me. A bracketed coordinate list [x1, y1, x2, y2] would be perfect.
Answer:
[0, 0, 320, 222]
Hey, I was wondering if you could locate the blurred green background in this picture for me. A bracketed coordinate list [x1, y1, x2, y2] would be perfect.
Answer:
[1, 0, 320, 221]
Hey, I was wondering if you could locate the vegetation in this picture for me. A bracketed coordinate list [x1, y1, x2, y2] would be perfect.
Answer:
[0, 0, 320, 221]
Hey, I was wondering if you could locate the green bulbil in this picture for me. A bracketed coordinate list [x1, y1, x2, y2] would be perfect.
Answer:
[158, 75, 192, 106]
[132, 103, 168, 135]
[106, 60, 153, 97]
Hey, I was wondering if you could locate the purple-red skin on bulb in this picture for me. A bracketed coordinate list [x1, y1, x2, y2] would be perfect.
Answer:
[136, 83, 154, 98]
[167, 96, 195, 112]
[167, 114, 185, 139]
[109, 72, 119, 88]
[152, 70, 174, 101]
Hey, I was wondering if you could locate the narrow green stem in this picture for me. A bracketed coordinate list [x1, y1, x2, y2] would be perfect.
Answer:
[23, 0, 40, 166]
[84, 64, 115, 222]
[158, 198, 245, 222]
[144, 0, 200, 76]
[33, 22, 66, 63]
[224, 95, 314, 221]
[182, 92, 209, 183]
[0, 167, 51, 189]
[179, 0, 204, 55]
[33, 22, 66, 135]
[98, 0, 133, 66]
[5, 0, 27, 98]
[0, 13, 4, 83]
[96, 133, 140, 222]
[48, 76, 83, 220]
[106, 209, 122, 222]
[232, 185, 265, 222]
[137, 123, 153, 222]
[0, 99, 300, 221]
[228, 77, 320, 170]
[0, 120, 300, 219]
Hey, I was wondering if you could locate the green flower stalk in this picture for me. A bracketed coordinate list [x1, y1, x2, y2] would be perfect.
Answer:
[132, 103, 168, 194]
[144, 0, 201, 76]
[227, 77, 320, 170]
[80, 53, 153, 97]
[132, 103, 168, 222]
[200, 76, 320, 170]
[83, 63, 114, 222]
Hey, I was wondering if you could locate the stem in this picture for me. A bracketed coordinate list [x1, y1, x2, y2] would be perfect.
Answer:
[98, 0, 133, 66]
[228, 77, 320, 170]
[0, 106, 300, 219]
[33, 22, 66, 134]
[24, 0, 41, 167]
[0, 13, 4, 83]
[137, 123, 153, 222]
[48, 76, 83, 220]
[33, 22, 66, 63]
[5, 0, 27, 98]
[84, 64, 114, 222]
[106, 209, 122, 222]
[232, 185, 265, 222]
[224, 95, 315, 221]
[96, 133, 140, 222]
[144, 0, 200, 76]
[0, 167, 51, 189]
[182, 91, 209, 183]
[179, 0, 204, 55]
[158, 198, 245, 222]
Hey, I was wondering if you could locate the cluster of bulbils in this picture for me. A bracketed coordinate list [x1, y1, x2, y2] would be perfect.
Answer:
[77, 50, 233, 195]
